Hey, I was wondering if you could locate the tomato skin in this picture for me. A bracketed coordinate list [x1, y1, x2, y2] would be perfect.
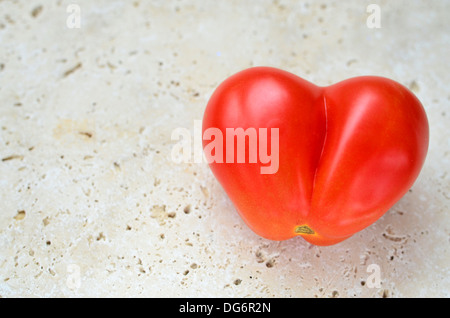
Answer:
[202, 67, 429, 246]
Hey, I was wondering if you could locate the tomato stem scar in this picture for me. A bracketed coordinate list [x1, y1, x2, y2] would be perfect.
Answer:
[295, 225, 315, 235]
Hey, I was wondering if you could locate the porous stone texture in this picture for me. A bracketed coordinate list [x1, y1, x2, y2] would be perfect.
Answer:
[0, 0, 449, 297]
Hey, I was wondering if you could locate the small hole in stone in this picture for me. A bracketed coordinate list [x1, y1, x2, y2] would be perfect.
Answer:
[265, 259, 275, 268]
[14, 210, 26, 221]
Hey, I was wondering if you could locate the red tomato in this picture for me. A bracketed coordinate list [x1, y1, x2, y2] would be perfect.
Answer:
[202, 67, 429, 246]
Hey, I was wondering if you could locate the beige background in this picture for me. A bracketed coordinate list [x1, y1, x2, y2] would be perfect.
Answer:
[0, 0, 449, 297]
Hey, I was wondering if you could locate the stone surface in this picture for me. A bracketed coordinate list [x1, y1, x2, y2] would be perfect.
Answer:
[0, 0, 449, 297]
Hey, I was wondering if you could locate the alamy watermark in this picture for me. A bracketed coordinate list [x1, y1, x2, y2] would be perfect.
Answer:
[366, 4, 381, 29]
[66, 4, 81, 29]
[171, 120, 279, 174]
[66, 264, 81, 290]
[366, 264, 382, 288]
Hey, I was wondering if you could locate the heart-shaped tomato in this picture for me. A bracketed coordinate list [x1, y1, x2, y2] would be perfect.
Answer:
[202, 67, 429, 246]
